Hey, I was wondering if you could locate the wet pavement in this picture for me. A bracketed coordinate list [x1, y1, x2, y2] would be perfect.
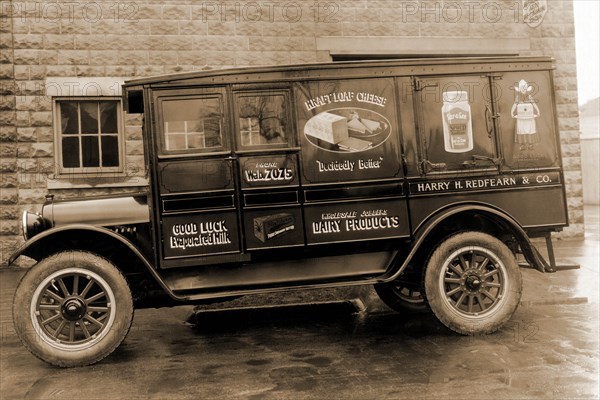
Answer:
[1, 207, 598, 400]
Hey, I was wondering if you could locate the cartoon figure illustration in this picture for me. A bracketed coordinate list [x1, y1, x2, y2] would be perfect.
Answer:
[511, 79, 541, 150]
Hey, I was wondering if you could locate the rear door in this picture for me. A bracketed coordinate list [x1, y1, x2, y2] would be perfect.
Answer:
[405, 69, 567, 230]
[412, 74, 500, 175]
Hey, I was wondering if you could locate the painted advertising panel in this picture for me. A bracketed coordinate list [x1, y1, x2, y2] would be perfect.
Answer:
[413, 75, 494, 172]
[409, 171, 561, 195]
[243, 207, 304, 250]
[162, 212, 240, 258]
[304, 200, 409, 245]
[295, 79, 402, 184]
[495, 72, 560, 169]
[239, 155, 299, 188]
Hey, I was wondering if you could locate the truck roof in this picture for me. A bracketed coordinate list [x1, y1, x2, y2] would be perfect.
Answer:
[122, 56, 554, 88]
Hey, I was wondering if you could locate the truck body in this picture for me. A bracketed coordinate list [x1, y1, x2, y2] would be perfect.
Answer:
[11, 57, 569, 366]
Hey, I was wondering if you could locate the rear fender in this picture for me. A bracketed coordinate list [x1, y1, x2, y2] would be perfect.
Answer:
[382, 203, 546, 282]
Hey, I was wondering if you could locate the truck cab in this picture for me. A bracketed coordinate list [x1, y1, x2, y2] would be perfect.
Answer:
[11, 57, 568, 367]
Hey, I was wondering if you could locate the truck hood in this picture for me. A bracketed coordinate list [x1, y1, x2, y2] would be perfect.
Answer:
[22, 193, 150, 240]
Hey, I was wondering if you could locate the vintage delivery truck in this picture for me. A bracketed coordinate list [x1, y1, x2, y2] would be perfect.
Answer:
[11, 57, 570, 366]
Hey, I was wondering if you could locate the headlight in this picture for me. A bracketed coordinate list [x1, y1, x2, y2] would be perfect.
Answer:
[22, 211, 45, 240]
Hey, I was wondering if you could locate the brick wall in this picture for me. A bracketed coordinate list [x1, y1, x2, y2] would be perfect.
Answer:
[0, 1, 18, 260]
[0, 0, 583, 264]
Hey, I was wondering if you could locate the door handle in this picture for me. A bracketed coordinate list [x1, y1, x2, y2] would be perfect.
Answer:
[484, 105, 500, 138]
[421, 160, 447, 174]
[484, 105, 493, 138]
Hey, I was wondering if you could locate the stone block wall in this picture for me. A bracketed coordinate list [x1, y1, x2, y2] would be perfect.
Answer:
[0, 0, 583, 264]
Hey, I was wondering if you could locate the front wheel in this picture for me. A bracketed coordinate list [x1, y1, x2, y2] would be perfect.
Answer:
[424, 232, 522, 335]
[13, 251, 134, 367]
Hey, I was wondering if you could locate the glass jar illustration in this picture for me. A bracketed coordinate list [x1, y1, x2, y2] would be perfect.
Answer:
[442, 90, 473, 153]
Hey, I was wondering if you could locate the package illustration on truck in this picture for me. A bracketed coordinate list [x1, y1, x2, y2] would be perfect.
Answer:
[253, 213, 296, 242]
[9, 57, 575, 367]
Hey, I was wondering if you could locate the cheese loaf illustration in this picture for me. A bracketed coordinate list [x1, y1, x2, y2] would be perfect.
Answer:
[304, 112, 349, 144]
[347, 111, 382, 135]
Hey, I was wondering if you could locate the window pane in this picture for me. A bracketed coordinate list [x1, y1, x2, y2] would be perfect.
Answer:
[82, 136, 100, 167]
[162, 97, 223, 152]
[238, 95, 287, 147]
[101, 135, 119, 167]
[80, 102, 99, 134]
[204, 118, 222, 147]
[60, 102, 79, 135]
[240, 117, 261, 146]
[167, 134, 186, 150]
[166, 121, 186, 133]
[62, 137, 80, 168]
[99, 101, 118, 134]
[188, 134, 205, 149]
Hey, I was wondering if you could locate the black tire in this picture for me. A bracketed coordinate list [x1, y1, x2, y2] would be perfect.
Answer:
[424, 232, 522, 335]
[13, 251, 134, 367]
[374, 282, 428, 313]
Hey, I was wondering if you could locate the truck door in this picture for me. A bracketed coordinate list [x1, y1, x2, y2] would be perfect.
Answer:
[403, 74, 503, 228]
[411, 75, 500, 175]
[492, 71, 560, 169]
[230, 87, 305, 251]
[152, 88, 242, 268]
[488, 70, 567, 227]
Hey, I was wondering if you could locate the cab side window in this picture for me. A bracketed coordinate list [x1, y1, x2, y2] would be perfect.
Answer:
[414, 76, 496, 173]
[161, 96, 224, 153]
[235, 92, 290, 149]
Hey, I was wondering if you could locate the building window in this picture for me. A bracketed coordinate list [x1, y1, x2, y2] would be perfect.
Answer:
[55, 98, 123, 174]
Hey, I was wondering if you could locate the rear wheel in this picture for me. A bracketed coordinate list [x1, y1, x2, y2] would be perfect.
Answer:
[424, 232, 522, 335]
[13, 251, 134, 367]
[374, 281, 428, 313]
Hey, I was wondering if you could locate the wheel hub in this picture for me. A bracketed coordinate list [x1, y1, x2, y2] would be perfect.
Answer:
[61, 298, 86, 321]
[465, 274, 482, 291]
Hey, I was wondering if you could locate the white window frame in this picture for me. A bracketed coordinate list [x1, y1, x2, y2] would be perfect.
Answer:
[53, 97, 125, 177]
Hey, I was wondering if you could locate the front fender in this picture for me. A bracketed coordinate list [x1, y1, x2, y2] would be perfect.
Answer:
[10, 224, 138, 264]
[8, 224, 180, 301]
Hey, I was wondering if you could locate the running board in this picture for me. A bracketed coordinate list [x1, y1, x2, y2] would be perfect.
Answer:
[162, 251, 394, 295]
